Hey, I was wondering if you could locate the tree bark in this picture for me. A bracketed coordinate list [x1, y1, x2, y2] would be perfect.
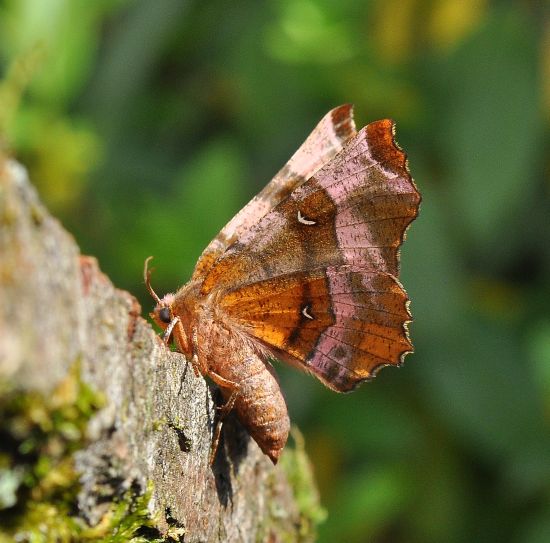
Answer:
[0, 157, 321, 542]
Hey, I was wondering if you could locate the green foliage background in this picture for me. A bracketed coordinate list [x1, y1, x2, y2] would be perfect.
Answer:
[1, 1, 549, 541]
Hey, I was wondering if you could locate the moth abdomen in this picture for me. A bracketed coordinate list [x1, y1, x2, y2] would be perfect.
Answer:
[219, 354, 290, 464]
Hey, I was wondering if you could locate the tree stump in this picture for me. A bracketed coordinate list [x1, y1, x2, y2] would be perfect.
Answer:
[0, 157, 323, 542]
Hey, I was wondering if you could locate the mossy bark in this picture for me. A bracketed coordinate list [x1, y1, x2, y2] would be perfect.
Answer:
[0, 157, 322, 542]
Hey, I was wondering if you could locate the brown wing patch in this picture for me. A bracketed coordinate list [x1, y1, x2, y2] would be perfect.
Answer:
[366, 119, 408, 177]
[201, 119, 420, 295]
[199, 180, 340, 295]
[192, 105, 356, 281]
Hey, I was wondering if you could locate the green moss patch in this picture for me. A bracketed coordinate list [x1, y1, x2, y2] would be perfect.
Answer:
[0, 364, 169, 542]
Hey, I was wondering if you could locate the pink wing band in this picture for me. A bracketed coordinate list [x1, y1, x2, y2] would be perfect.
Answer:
[307, 266, 412, 391]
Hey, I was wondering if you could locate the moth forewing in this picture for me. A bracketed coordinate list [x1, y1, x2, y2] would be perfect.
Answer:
[146, 106, 420, 464]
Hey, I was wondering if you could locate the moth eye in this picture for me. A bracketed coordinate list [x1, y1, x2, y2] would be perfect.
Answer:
[159, 307, 171, 324]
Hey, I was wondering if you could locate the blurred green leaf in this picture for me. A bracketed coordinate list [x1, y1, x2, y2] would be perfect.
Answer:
[400, 179, 465, 336]
[443, 7, 542, 256]
[319, 465, 411, 543]
[86, 0, 189, 137]
[173, 136, 249, 271]
[527, 319, 550, 411]
[0, 0, 119, 104]
[111, 137, 248, 296]
[265, 0, 355, 63]
[520, 508, 550, 543]
[419, 319, 549, 468]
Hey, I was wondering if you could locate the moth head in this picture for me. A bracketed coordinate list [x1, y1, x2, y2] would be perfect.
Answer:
[157, 305, 172, 325]
[150, 293, 176, 329]
[143, 256, 189, 352]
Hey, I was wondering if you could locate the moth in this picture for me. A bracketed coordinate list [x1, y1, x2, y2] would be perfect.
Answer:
[146, 104, 421, 464]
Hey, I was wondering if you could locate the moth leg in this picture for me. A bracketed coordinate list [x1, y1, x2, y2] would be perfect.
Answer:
[188, 328, 209, 378]
[207, 371, 241, 466]
[208, 369, 238, 390]
[190, 354, 201, 378]
[163, 316, 180, 344]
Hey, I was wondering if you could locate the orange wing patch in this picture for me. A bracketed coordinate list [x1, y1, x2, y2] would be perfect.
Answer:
[220, 270, 334, 358]
[221, 266, 412, 392]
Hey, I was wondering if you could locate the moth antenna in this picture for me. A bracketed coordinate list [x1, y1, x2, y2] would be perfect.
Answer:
[144, 256, 162, 304]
